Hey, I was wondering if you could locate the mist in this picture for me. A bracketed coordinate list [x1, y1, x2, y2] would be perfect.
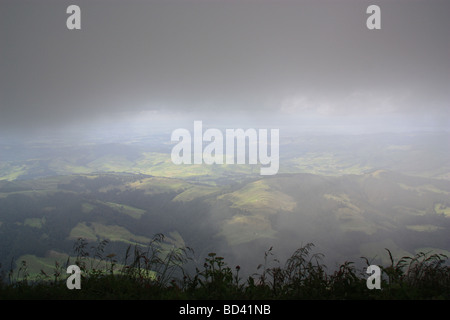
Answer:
[1, 0, 449, 138]
[0, 0, 449, 297]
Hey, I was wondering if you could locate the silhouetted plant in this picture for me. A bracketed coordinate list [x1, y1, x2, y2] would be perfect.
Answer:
[1, 236, 449, 300]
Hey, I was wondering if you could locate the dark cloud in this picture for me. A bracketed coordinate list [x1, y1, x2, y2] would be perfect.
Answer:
[1, 0, 449, 135]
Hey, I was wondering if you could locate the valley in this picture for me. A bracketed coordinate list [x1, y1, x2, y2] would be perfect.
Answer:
[0, 132, 449, 279]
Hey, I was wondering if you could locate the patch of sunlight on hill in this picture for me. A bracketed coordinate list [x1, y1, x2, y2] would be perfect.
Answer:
[103, 202, 146, 219]
[135, 153, 214, 178]
[24, 217, 45, 229]
[167, 231, 185, 248]
[324, 193, 378, 235]
[14, 252, 70, 279]
[370, 169, 389, 178]
[335, 208, 378, 235]
[398, 183, 450, 196]
[324, 193, 359, 211]
[82, 202, 95, 214]
[68, 222, 151, 245]
[1, 150, 263, 181]
[218, 214, 277, 246]
[393, 205, 426, 216]
[285, 153, 372, 176]
[0, 189, 57, 199]
[406, 225, 444, 232]
[172, 185, 220, 202]
[435, 203, 450, 217]
[135, 152, 259, 178]
[0, 164, 28, 181]
[13, 251, 139, 280]
[218, 179, 296, 214]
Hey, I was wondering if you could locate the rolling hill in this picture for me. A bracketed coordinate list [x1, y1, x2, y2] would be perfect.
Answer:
[1, 168, 449, 278]
[1, 131, 449, 277]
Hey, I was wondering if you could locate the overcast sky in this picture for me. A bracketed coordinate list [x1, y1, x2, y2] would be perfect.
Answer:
[1, 0, 449, 136]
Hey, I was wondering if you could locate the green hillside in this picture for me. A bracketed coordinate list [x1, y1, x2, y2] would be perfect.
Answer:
[0, 169, 448, 280]
[1, 132, 449, 293]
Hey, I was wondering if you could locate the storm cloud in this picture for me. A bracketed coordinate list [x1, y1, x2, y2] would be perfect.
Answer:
[1, 0, 449, 135]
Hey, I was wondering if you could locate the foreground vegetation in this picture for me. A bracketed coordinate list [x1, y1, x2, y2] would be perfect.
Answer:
[1, 235, 449, 300]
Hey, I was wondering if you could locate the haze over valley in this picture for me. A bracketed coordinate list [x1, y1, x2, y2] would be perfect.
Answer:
[1, 0, 449, 282]
[1, 128, 449, 277]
